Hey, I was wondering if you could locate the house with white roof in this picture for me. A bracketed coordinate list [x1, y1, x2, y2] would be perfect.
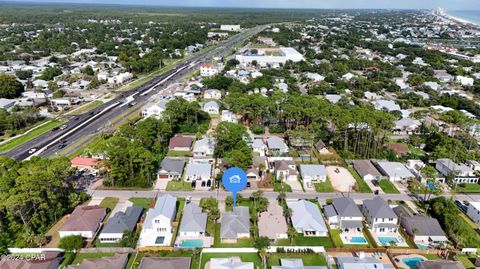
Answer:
[305, 72, 325, 82]
[200, 64, 218, 77]
[272, 259, 326, 269]
[138, 194, 177, 247]
[221, 110, 237, 123]
[193, 136, 215, 158]
[252, 139, 267, 157]
[204, 89, 222, 100]
[184, 163, 212, 183]
[376, 161, 415, 182]
[300, 164, 327, 187]
[374, 100, 401, 112]
[435, 158, 479, 184]
[394, 118, 421, 134]
[203, 101, 219, 115]
[456, 76, 474, 87]
[210, 257, 253, 269]
[336, 256, 386, 269]
[142, 100, 168, 119]
[287, 200, 328, 237]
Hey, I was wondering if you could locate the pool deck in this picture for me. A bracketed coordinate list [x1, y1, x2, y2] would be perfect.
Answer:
[370, 231, 409, 247]
[340, 233, 368, 245]
[394, 254, 426, 269]
[175, 236, 213, 248]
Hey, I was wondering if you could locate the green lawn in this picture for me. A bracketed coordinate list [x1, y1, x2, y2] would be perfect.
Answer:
[99, 197, 119, 211]
[129, 198, 155, 209]
[70, 253, 116, 266]
[378, 179, 400, 194]
[314, 178, 334, 193]
[329, 228, 373, 248]
[127, 250, 200, 269]
[167, 150, 191, 157]
[348, 167, 372, 193]
[93, 238, 122, 248]
[459, 213, 479, 230]
[293, 234, 334, 247]
[456, 254, 476, 269]
[166, 180, 193, 191]
[268, 254, 327, 267]
[273, 181, 292, 192]
[454, 183, 480, 193]
[0, 119, 67, 153]
[200, 252, 261, 269]
[70, 100, 103, 115]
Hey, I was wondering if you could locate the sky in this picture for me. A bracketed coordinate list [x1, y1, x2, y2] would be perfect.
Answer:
[5, 0, 480, 10]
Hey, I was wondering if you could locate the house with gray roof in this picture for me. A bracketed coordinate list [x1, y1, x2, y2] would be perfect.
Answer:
[395, 118, 421, 134]
[353, 160, 383, 181]
[436, 158, 479, 184]
[375, 161, 415, 182]
[300, 164, 327, 187]
[67, 253, 129, 269]
[275, 160, 298, 181]
[157, 158, 186, 181]
[393, 206, 448, 245]
[138, 194, 177, 247]
[267, 136, 289, 156]
[98, 206, 143, 243]
[203, 101, 220, 114]
[324, 197, 364, 233]
[220, 206, 250, 243]
[336, 256, 387, 269]
[178, 203, 207, 238]
[0, 98, 15, 110]
[374, 100, 401, 112]
[138, 257, 191, 269]
[362, 197, 398, 233]
[272, 259, 326, 269]
[287, 200, 328, 237]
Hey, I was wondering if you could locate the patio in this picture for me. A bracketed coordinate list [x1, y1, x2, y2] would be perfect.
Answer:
[370, 231, 409, 247]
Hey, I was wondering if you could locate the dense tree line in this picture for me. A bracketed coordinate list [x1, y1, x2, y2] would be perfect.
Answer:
[214, 122, 253, 170]
[0, 108, 44, 136]
[0, 157, 88, 251]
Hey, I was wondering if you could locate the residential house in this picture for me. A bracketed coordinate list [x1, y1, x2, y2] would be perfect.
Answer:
[272, 259, 326, 269]
[434, 70, 454, 83]
[252, 139, 267, 157]
[184, 163, 212, 183]
[178, 203, 207, 238]
[67, 253, 129, 269]
[288, 200, 328, 236]
[353, 160, 383, 181]
[221, 110, 238, 123]
[305, 72, 325, 82]
[325, 94, 342, 104]
[142, 100, 167, 119]
[247, 156, 267, 181]
[435, 158, 479, 184]
[98, 206, 143, 243]
[204, 89, 222, 100]
[193, 136, 215, 158]
[324, 197, 364, 233]
[374, 100, 401, 112]
[0, 251, 61, 269]
[157, 158, 186, 181]
[300, 164, 327, 187]
[200, 64, 218, 77]
[0, 98, 15, 110]
[456, 76, 474, 87]
[138, 194, 177, 247]
[220, 206, 250, 243]
[203, 101, 220, 114]
[267, 136, 289, 156]
[386, 143, 410, 157]
[220, 25, 241, 31]
[71, 157, 102, 170]
[138, 257, 191, 269]
[168, 135, 194, 151]
[59, 205, 106, 240]
[336, 256, 386, 269]
[395, 118, 421, 134]
[210, 257, 253, 269]
[258, 201, 288, 242]
[315, 139, 330, 154]
[362, 197, 398, 233]
[275, 160, 298, 181]
[393, 206, 448, 245]
[376, 161, 415, 182]
[415, 260, 466, 269]
[466, 202, 480, 225]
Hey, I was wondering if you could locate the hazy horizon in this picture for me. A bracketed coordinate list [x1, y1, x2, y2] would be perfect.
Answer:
[1, 0, 479, 10]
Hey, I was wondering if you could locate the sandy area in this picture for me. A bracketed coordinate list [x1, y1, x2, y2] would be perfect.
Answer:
[327, 166, 356, 192]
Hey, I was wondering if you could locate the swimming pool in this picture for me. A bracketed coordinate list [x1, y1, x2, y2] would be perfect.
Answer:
[179, 239, 203, 248]
[378, 236, 399, 244]
[416, 243, 429, 250]
[349, 236, 367, 244]
[402, 257, 425, 268]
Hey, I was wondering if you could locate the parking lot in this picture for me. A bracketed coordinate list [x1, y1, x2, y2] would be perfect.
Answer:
[326, 166, 356, 192]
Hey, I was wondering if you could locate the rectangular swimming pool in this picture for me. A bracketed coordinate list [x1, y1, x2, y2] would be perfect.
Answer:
[378, 236, 399, 244]
[349, 236, 367, 244]
[179, 239, 203, 248]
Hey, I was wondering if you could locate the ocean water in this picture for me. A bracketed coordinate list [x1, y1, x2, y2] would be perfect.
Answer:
[447, 10, 480, 26]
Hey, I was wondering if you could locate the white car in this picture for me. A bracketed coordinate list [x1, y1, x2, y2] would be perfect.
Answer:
[28, 148, 37, 154]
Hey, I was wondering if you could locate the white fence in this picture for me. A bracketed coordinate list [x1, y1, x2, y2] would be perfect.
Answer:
[8, 248, 64, 254]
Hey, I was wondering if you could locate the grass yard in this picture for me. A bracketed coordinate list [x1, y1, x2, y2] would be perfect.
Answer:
[167, 150, 191, 157]
[314, 178, 334, 193]
[456, 254, 476, 269]
[93, 238, 122, 248]
[378, 179, 400, 194]
[69, 100, 103, 115]
[0, 119, 67, 153]
[70, 252, 116, 266]
[268, 253, 327, 267]
[329, 228, 373, 248]
[455, 183, 480, 193]
[166, 180, 193, 191]
[99, 197, 119, 211]
[348, 167, 372, 193]
[293, 234, 334, 247]
[459, 213, 479, 230]
[129, 197, 155, 209]
[273, 181, 293, 192]
[200, 252, 261, 269]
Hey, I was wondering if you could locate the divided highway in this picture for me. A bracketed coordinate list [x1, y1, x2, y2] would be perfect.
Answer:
[2, 25, 267, 160]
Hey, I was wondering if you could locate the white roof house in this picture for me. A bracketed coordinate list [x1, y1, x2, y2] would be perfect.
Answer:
[204, 89, 222, 100]
[210, 257, 253, 269]
[272, 259, 326, 269]
[456, 76, 474, 87]
[203, 101, 220, 115]
[287, 200, 328, 236]
[374, 100, 401, 112]
[221, 110, 238, 123]
[0, 98, 15, 110]
[142, 100, 168, 119]
[184, 163, 212, 182]
[376, 161, 415, 182]
[193, 136, 216, 158]
[336, 256, 385, 269]
[305, 72, 325, 82]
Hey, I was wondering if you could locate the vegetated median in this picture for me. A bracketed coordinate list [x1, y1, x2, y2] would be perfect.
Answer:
[0, 118, 67, 153]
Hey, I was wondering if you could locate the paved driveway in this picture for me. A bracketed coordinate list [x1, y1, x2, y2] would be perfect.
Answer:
[327, 166, 356, 192]
[154, 179, 169, 190]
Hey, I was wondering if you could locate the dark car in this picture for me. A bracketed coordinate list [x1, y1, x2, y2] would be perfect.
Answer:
[372, 180, 379, 187]
[206, 180, 211, 187]
[246, 182, 251, 188]
[201, 181, 206, 187]
[51, 126, 59, 131]
[58, 143, 66, 149]
[191, 180, 196, 188]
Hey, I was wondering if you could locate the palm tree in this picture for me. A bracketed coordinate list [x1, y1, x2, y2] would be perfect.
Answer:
[277, 192, 286, 204]
[251, 190, 264, 208]
[287, 227, 297, 245]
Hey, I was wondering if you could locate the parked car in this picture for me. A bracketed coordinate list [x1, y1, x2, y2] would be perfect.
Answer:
[28, 148, 37, 154]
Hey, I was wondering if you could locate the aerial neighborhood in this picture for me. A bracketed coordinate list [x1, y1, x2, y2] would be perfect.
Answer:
[2, 4, 480, 269]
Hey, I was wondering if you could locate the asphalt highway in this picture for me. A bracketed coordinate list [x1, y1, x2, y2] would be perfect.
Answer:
[1, 25, 267, 160]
